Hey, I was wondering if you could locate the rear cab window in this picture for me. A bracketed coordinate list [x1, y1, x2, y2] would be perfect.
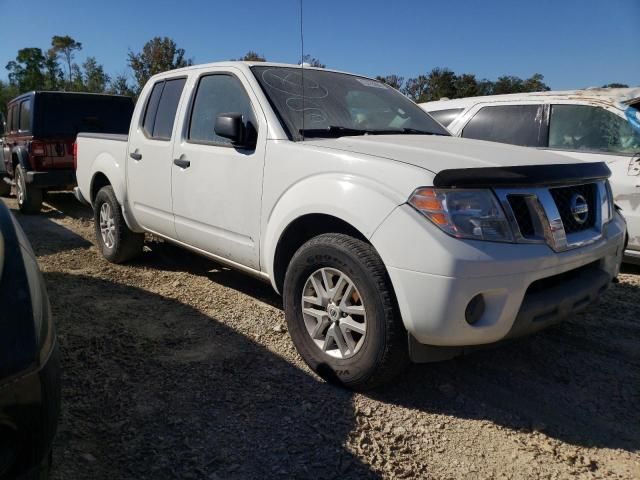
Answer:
[428, 108, 464, 127]
[462, 104, 547, 147]
[141, 78, 186, 140]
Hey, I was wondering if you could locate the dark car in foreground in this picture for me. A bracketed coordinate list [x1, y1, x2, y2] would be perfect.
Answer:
[0, 201, 60, 479]
[1, 91, 134, 213]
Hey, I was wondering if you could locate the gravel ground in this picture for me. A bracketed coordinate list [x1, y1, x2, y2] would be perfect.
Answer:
[3, 192, 640, 479]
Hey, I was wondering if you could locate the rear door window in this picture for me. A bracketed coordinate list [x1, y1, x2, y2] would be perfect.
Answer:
[462, 104, 546, 147]
[141, 78, 186, 140]
[428, 108, 464, 127]
[19, 99, 31, 132]
[152, 78, 186, 140]
[549, 104, 640, 155]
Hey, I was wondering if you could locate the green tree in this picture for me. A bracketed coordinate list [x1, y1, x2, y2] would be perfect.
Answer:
[108, 74, 136, 97]
[83, 57, 110, 93]
[43, 51, 64, 90]
[235, 51, 266, 62]
[453, 73, 480, 98]
[492, 75, 524, 95]
[424, 67, 457, 101]
[0, 80, 19, 116]
[68, 64, 85, 91]
[128, 37, 192, 92]
[6, 47, 47, 92]
[302, 54, 325, 68]
[522, 73, 550, 92]
[375, 75, 404, 90]
[49, 35, 82, 84]
[602, 83, 629, 88]
[402, 75, 429, 102]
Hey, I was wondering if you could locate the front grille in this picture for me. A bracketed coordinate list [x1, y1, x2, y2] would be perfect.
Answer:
[507, 195, 535, 237]
[549, 183, 597, 234]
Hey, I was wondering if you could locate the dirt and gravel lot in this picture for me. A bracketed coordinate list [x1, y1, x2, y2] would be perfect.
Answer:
[3, 192, 639, 479]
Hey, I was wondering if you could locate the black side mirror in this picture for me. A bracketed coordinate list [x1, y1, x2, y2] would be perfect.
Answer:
[215, 113, 249, 147]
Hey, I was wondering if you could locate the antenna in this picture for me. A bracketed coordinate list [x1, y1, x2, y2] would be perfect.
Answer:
[299, 0, 305, 140]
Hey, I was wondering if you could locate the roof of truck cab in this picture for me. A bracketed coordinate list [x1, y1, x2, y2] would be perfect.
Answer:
[149, 61, 368, 80]
[420, 87, 640, 112]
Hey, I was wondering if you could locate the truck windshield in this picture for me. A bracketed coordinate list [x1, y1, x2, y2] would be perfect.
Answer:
[251, 66, 449, 141]
[34, 93, 135, 137]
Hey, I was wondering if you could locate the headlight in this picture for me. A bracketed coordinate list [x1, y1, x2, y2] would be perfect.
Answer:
[408, 187, 514, 242]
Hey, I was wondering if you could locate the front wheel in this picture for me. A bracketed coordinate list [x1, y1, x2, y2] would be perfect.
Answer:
[93, 185, 144, 263]
[15, 165, 43, 214]
[283, 233, 409, 390]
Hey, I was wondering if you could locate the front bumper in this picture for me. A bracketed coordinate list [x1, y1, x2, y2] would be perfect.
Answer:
[0, 343, 60, 478]
[372, 205, 625, 348]
[25, 169, 76, 189]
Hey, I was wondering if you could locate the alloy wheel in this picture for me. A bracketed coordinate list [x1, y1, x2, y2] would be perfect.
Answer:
[301, 267, 367, 359]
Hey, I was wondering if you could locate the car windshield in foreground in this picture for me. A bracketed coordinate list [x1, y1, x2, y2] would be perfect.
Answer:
[251, 66, 450, 141]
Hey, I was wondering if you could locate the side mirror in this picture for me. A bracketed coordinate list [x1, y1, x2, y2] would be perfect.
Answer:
[215, 113, 248, 146]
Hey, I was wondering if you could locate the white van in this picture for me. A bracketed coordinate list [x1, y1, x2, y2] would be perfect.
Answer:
[421, 88, 640, 262]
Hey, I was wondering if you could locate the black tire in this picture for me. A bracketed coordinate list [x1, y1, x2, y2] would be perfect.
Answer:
[0, 178, 10, 197]
[15, 165, 43, 214]
[283, 233, 409, 390]
[93, 185, 144, 263]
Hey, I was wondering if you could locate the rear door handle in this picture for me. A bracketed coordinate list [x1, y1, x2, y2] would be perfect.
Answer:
[129, 152, 142, 161]
[173, 158, 191, 169]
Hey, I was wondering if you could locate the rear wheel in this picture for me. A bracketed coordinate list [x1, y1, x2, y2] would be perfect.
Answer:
[93, 185, 144, 263]
[15, 165, 43, 214]
[283, 233, 409, 390]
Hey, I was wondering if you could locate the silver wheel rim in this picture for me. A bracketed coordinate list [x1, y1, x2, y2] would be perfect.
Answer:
[99, 202, 116, 249]
[16, 170, 24, 205]
[301, 267, 367, 359]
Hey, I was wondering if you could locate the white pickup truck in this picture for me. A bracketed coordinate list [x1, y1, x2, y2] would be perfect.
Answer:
[75, 62, 625, 389]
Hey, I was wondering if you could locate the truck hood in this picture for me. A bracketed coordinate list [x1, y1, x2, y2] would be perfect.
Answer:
[302, 135, 584, 173]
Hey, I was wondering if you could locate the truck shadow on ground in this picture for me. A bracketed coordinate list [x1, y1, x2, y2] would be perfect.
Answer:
[46, 271, 377, 480]
[138, 240, 640, 453]
[1, 197, 92, 256]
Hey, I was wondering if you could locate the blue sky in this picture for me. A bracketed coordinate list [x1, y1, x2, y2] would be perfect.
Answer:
[0, 0, 638, 89]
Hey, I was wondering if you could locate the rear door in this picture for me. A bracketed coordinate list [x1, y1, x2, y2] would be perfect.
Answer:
[170, 67, 266, 270]
[127, 77, 187, 236]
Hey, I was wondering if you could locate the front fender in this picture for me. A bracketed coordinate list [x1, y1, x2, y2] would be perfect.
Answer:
[262, 173, 404, 291]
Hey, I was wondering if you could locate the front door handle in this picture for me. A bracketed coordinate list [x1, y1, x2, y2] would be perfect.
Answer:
[129, 152, 142, 161]
[173, 158, 191, 169]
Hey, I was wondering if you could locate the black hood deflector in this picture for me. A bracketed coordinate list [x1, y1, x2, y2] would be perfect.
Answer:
[433, 162, 611, 188]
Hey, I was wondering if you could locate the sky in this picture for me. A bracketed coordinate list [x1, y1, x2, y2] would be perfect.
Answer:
[0, 0, 638, 90]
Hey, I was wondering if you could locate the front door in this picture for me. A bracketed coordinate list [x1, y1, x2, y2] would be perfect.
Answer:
[127, 77, 187, 236]
[171, 69, 266, 270]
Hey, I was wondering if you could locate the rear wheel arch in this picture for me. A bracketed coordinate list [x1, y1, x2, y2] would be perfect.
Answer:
[90, 172, 111, 204]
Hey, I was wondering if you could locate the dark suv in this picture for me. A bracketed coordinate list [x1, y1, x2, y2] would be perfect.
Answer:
[1, 92, 134, 213]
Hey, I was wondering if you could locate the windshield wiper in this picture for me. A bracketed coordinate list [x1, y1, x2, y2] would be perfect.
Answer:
[299, 126, 449, 139]
[299, 126, 382, 138]
[395, 127, 449, 136]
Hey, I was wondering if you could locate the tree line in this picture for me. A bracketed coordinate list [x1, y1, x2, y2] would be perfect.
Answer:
[1, 34, 630, 116]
